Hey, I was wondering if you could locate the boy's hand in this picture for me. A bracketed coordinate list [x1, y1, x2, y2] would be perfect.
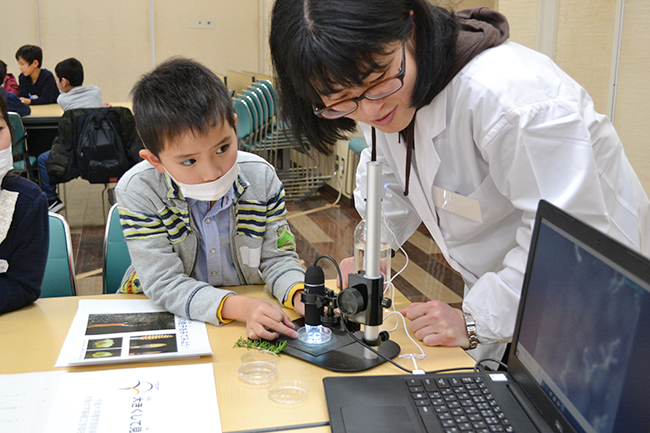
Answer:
[19, 97, 31, 105]
[292, 290, 305, 316]
[222, 296, 298, 340]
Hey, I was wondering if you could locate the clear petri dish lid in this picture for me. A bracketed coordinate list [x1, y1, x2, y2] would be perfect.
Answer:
[238, 361, 277, 385]
[240, 350, 279, 365]
[268, 380, 308, 404]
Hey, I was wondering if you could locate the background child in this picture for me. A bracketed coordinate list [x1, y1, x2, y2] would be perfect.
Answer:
[54, 58, 104, 110]
[0, 95, 49, 314]
[0, 60, 19, 95]
[15, 45, 58, 106]
[116, 57, 305, 341]
[0, 60, 30, 116]
[39, 57, 104, 212]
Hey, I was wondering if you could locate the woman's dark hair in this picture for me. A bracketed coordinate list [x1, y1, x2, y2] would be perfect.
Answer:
[130, 57, 235, 157]
[270, 0, 458, 154]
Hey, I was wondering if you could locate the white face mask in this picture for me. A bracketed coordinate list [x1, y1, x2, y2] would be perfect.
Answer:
[0, 147, 13, 187]
[166, 162, 240, 201]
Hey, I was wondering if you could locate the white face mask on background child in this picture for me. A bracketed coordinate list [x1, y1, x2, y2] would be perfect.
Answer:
[166, 162, 240, 202]
[0, 147, 13, 187]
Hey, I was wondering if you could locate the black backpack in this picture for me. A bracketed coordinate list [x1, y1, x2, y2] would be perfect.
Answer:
[76, 109, 131, 184]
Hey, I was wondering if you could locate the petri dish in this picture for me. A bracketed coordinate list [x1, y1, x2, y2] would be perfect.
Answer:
[240, 350, 279, 365]
[297, 324, 332, 344]
[238, 361, 277, 385]
[268, 380, 308, 404]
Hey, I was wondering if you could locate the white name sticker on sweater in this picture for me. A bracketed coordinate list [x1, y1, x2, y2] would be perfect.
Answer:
[432, 186, 483, 223]
[0, 259, 7, 273]
[240, 246, 261, 268]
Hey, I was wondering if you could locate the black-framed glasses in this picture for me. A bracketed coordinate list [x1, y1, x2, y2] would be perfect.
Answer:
[313, 40, 406, 120]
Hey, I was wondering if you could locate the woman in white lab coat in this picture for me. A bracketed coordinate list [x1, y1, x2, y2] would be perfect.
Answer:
[269, 0, 650, 362]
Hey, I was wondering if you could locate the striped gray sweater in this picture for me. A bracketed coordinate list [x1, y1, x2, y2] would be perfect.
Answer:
[114, 151, 304, 325]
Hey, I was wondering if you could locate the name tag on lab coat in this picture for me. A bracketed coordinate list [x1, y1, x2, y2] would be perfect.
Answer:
[432, 186, 483, 223]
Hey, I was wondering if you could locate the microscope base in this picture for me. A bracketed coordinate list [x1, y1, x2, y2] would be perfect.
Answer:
[274, 319, 400, 372]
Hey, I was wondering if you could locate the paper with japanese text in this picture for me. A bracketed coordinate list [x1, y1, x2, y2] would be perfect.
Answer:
[0, 363, 221, 433]
[55, 299, 212, 367]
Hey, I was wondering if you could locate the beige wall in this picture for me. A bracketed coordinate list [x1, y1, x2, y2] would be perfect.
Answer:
[555, 1, 617, 115]
[2, 0, 648, 193]
[0, 0, 261, 102]
[613, 0, 650, 192]
[497, 0, 539, 49]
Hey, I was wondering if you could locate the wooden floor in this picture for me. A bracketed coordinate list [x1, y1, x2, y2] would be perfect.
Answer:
[66, 179, 464, 307]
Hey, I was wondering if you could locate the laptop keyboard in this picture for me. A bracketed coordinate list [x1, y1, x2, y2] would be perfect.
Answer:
[407, 376, 515, 433]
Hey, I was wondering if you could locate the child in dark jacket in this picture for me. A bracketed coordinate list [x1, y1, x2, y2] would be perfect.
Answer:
[0, 60, 19, 95]
[0, 93, 49, 314]
[15, 45, 58, 106]
[0, 60, 30, 116]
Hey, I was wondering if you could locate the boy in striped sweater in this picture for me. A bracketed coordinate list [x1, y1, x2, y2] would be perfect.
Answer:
[115, 58, 305, 340]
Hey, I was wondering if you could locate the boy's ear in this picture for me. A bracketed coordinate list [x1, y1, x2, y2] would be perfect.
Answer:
[139, 149, 165, 174]
[31, 59, 40, 68]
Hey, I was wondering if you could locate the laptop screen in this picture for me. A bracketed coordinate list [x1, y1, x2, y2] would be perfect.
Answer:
[512, 206, 650, 433]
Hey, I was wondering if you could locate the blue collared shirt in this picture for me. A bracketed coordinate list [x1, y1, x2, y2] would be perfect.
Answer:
[188, 188, 241, 287]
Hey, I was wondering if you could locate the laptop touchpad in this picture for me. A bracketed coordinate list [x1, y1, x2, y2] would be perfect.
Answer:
[341, 405, 416, 433]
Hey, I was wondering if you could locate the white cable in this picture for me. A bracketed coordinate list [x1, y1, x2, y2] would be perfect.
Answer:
[377, 207, 426, 369]
[381, 210, 409, 295]
[385, 310, 425, 358]
[403, 354, 425, 375]
[331, 163, 343, 206]
[385, 241, 409, 295]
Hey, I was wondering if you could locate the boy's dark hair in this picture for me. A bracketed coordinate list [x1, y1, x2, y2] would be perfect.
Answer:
[0, 60, 7, 79]
[269, 0, 458, 154]
[130, 57, 235, 157]
[55, 58, 84, 87]
[15, 45, 43, 68]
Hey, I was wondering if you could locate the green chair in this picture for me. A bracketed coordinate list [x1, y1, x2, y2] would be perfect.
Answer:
[346, 136, 369, 195]
[8, 112, 38, 180]
[233, 96, 254, 149]
[102, 203, 131, 294]
[41, 212, 77, 297]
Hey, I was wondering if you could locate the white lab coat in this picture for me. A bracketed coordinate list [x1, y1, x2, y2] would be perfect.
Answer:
[355, 42, 650, 362]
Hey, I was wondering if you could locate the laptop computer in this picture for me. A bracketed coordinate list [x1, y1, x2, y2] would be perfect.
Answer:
[323, 200, 650, 433]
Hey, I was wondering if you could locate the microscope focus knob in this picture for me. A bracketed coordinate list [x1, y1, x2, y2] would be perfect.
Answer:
[381, 298, 392, 309]
[338, 288, 366, 316]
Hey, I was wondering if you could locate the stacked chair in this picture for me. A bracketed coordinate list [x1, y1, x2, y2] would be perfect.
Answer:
[228, 72, 334, 201]
[8, 112, 38, 180]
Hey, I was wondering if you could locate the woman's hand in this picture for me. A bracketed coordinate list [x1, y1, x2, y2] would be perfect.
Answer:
[221, 296, 298, 340]
[337, 257, 355, 288]
[400, 301, 470, 348]
[337, 256, 390, 288]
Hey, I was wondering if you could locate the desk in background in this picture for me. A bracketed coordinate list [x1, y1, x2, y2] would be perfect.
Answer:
[0, 284, 475, 433]
[23, 103, 133, 157]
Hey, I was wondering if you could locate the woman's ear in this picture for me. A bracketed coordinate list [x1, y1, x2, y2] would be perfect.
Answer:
[139, 149, 165, 174]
